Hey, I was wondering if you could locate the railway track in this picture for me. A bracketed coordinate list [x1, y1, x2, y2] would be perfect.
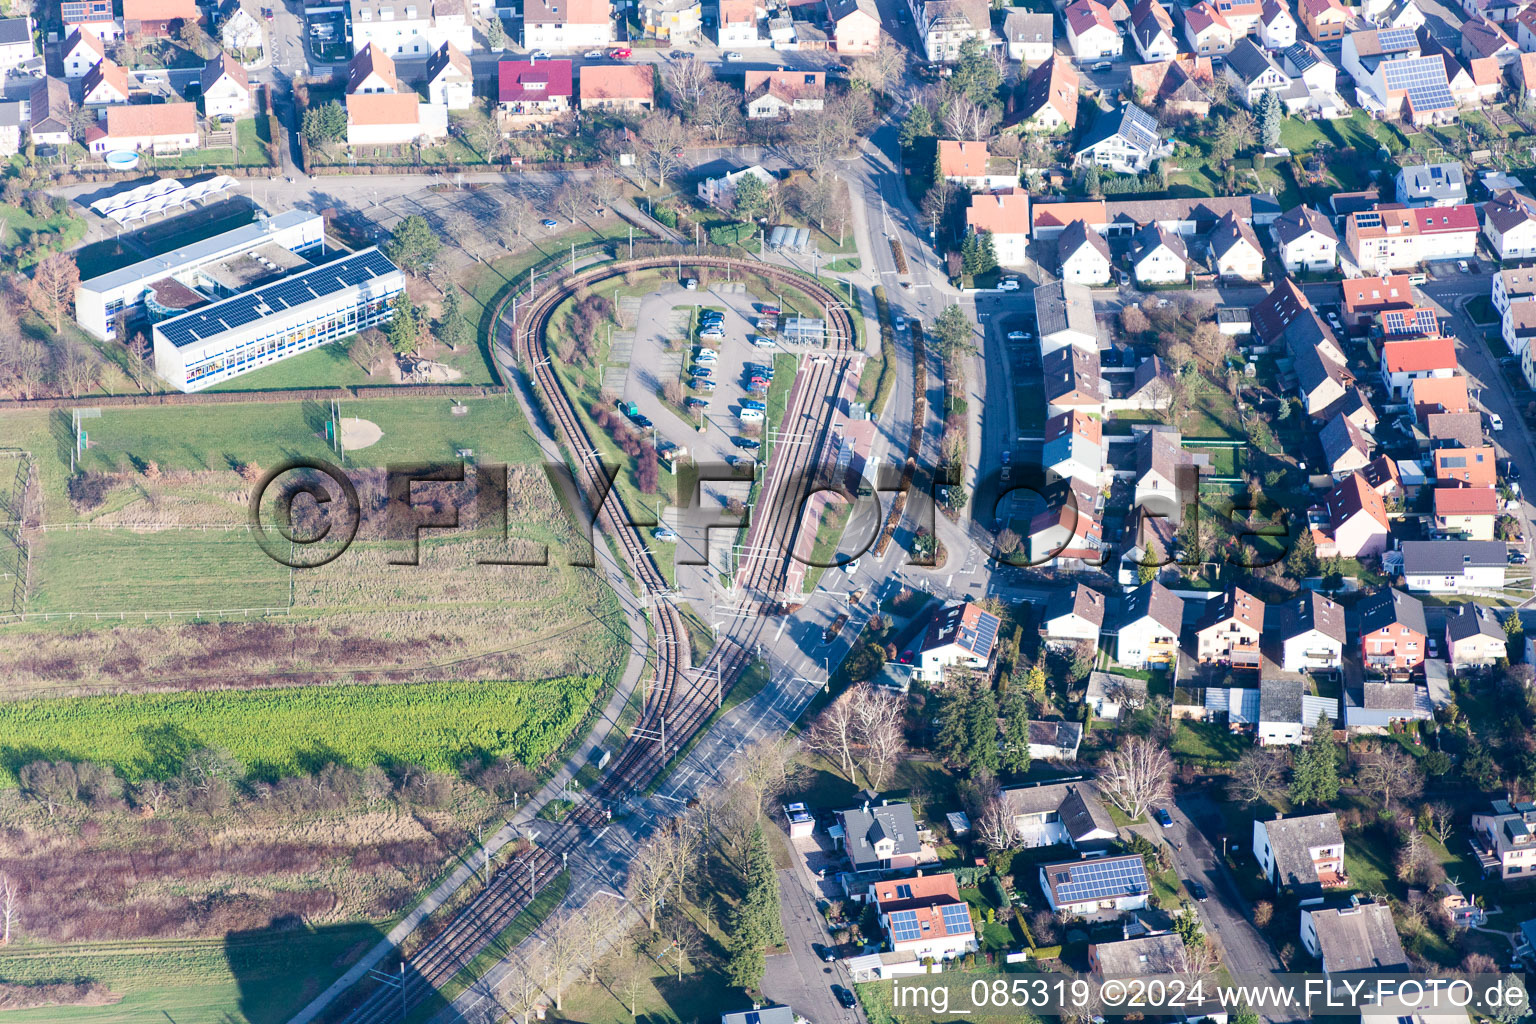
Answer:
[326, 254, 858, 1024]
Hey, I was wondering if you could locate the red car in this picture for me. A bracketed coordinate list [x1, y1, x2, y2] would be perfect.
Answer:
[749, 376, 768, 388]
[760, 306, 782, 317]
[609, 48, 632, 58]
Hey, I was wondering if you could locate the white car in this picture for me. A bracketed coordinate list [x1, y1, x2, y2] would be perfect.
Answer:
[725, 51, 743, 60]
[1458, 260, 1470, 273]
[1006, 330, 1026, 341]
[841, 558, 860, 574]
[531, 49, 552, 58]
[894, 316, 906, 330]
[695, 348, 718, 362]
[1490, 412, 1505, 431]
[583, 49, 603, 57]
[999, 278, 1020, 291]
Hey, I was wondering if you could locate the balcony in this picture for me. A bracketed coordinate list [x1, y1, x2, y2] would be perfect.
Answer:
[1469, 833, 1503, 874]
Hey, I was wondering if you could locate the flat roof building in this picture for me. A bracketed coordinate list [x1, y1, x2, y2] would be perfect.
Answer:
[152, 247, 404, 392]
[75, 209, 326, 340]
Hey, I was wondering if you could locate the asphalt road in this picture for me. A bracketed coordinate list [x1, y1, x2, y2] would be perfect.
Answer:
[767, 868, 865, 1024]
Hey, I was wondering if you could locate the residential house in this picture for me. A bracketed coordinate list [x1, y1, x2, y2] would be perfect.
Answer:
[1255, 680, 1316, 746]
[1320, 470, 1391, 557]
[966, 188, 1031, 268]
[1044, 344, 1107, 416]
[1359, 587, 1427, 671]
[1085, 671, 1149, 719]
[1412, 374, 1472, 423]
[1130, 0, 1178, 60]
[1183, 1, 1236, 55]
[913, 0, 992, 63]
[1116, 580, 1183, 669]
[121, 0, 199, 38]
[1470, 800, 1536, 879]
[1380, 303, 1441, 337]
[81, 58, 130, 107]
[1134, 427, 1197, 523]
[1445, 602, 1508, 667]
[1431, 445, 1496, 487]
[216, 0, 262, 53]
[1043, 409, 1105, 485]
[640, 0, 701, 41]
[1214, 0, 1265, 33]
[497, 59, 573, 118]
[1195, 585, 1264, 666]
[0, 19, 31, 74]
[1000, 781, 1118, 848]
[838, 800, 926, 872]
[1401, 539, 1507, 593]
[345, 92, 448, 146]
[1003, 9, 1056, 62]
[1208, 208, 1265, 280]
[1131, 223, 1188, 284]
[827, 0, 879, 53]
[1516, 50, 1536, 99]
[425, 41, 473, 109]
[1031, 193, 1280, 240]
[1252, 270, 1314, 343]
[717, 0, 760, 46]
[1483, 189, 1536, 260]
[871, 873, 977, 961]
[1028, 720, 1084, 761]
[1091, 931, 1186, 976]
[1423, 32, 1501, 107]
[1254, 813, 1347, 898]
[1343, 28, 1459, 124]
[1376, 0, 1426, 29]
[1396, 162, 1468, 207]
[86, 101, 200, 154]
[1027, 479, 1105, 567]
[1507, 302, 1536, 379]
[1345, 205, 1480, 273]
[1433, 485, 1499, 540]
[1035, 279, 1099, 354]
[697, 165, 774, 210]
[27, 77, 73, 149]
[1272, 204, 1339, 274]
[1426, 410, 1485, 451]
[1462, 14, 1518, 64]
[200, 53, 253, 119]
[62, 27, 105, 79]
[1289, 314, 1353, 415]
[1124, 354, 1177, 412]
[1280, 592, 1347, 671]
[1259, 0, 1298, 47]
[1283, 39, 1346, 116]
[1342, 273, 1416, 327]
[0, 102, 20, 158]
[347, 43, 399, 94]
[521, 0, 612, 50]
[1040, 854, 1151, 914]
[579, 63, 654, 111]
[1494, 266, 1536, 317]
[1301, 901, 1408, 974]
[745, 69, 825, 118]
[1129, 55, 1215, 118]
[1019, 54, 1080, 132]
[1225, 37, 1311, 111]
[61, 0, 121, 43]
[1065, 0, 1123, 59]
[1380, 335, 1456, 398]
[1300, 0, 1348, 40]
[1318, 413, 1373, 479]
[1040, 582, 1106, 647]
[1058, 218, 1113, 284]
[915, 601, 1003, 683]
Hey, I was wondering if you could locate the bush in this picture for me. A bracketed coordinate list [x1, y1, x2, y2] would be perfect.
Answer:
[654, 207, 679, 228]
[1032, 945, 1062, 960]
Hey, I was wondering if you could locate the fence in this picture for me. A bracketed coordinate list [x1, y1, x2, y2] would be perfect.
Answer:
[0, 382, 506, 412]
[0, 606, 293, 625]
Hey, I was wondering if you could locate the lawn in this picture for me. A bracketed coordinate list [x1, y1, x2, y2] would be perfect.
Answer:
[1170, 721, 1248, 762]
[0, 922, 384, 1024]
[0, 200, 88, 270]
[0, 674, 606, 785]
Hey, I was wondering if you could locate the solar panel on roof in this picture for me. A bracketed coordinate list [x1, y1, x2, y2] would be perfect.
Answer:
[1356, 211, 1382, 228]
[1376, 26, 1417, 50]
[889, 910, 922, 942]
[940, 903, 973, 935]
[1052, 858, 1150, 904]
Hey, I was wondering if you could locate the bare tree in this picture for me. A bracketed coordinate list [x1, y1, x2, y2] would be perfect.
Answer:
[1180, 938, 1220, 978]
[734, 737, 801, 817]
[637, 114, 689, 189]
[497, 195, 539, 249]
[625, 833, 676, 931]
[1360, 747, 1423, 809]
[1097, 736, 1173, 822]
[942, 94, 998, 142]
[688, 80, 744, 143]
[573, 897, 622, 983]
[804, 690, 860, 784]
[1396, 825, 1439, 886]
[1424, 801, 1456, 845]
[0, 872, 16, 945]
[852, 686, 906, 791]
[590, 166, 625, 211]
[554, 180, 597, 224]
[350, 329, 391, 375]
[1228, 748, 1285, 806]
[661, 917, 698, 980]
[665, 56, 714, 108]
[55, 341, 100, 397]
[496, 950, 548, 1024]
[973, 792, 1018, 851]
[542, 912, 585, 1010]
[610, 949, 649, 1020]
[26, 252, 79, 333]
[850, 35, 908, 94]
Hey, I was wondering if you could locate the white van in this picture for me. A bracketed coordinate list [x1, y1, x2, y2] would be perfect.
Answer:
[739, 408, 764, 422]
[695, 348, 718, 363]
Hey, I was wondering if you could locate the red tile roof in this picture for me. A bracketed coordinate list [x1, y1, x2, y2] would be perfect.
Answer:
[1342, 274, 1414, 315]
[498, 59, 573, 102]
[1434, 486, 1498, 516]
[967, 188, 1031, 235]
[1383, 337, 1456, 374]
[939, 139, 989, 178]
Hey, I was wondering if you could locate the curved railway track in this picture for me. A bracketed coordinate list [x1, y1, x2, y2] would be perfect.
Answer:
[330, 254, 859, 1024]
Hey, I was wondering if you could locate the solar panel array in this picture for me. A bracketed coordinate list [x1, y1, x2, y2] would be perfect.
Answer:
[963, 612, 1001, 656]
[1376, 26, 1418, 52]
[1121, 104, 1160, 150]
[940, 903, 973, 935]
[1052, 858, 1150, 904]
[1355, 211, 1383, 229]
[889, 910, 922, 942]
[158, 249, 400, 350]
[1382, 56, 1454, 112]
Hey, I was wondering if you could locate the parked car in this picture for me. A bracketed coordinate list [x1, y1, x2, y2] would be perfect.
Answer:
[752, 336, 776, 348]
[630, 414, 652, 430]
[1006, 330, 1026, 341]
[692, 378, 716, 390]
[734, 437, 761, 451]
[531, 49, 552, 58]
[685, 397, 709, 409]
[653, 526, 678, 542]
[760, 305, 782, 317]
[740, 408, 764, 422]
[1187, 880, 1208, 902]
[1091, 60, 1112, 72]
[1154, 807, 1174, 828]
[669, 49, 693, 59]
[894, 316, 906, 331]
[1458, 260, 1470, 273]
[999, 278, 1020, 291]
[1489, 412, 1505, 431]
[583, 49, 603, 57]
[1428, 637, 1440, 658]
[694, 348, 718, 363]
[609, 48, 632, 58]
[742, 399, 766, 411]
[749, 375, 769, 388]
[724, 51, 743, 60]
[814, 943, 836, 962]
[834, 986, 857, 1009]
[840, 558, 860, 574]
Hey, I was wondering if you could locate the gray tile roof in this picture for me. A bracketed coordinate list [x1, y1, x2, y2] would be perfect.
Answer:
[1000, 781, 1116, 841]
[1285, 592, 1347, 644]
[1362, 680, 1417, 710]
[1058, 218, 1112, 268]
[1272, 204, 1338, 246]
[840, 801, 922, 871]
[1043, 344, 1104, 403]
[1259, 677, 1304, 724]
[1028, 719, 1084, 754]
[1132, 221, 1188, 263]
[1261, 812, 1343, 888]
[1401, 539, 1506, 575]
[0, 17, 29, 45]
[1396, 162, 1467, 204]
[1320, 412, 1369, 467]
[1123, 579, 1183, 633]
[1034, 279, 1097, 340]
[1047, 582, 1108, 628]
[1094, 932, 1186, 974]
[1358, 587, 1427, 637]
[1446, 602, 1506, 643]
[1226, 36, 1282, 86]
[1307, 901, 1408, 973]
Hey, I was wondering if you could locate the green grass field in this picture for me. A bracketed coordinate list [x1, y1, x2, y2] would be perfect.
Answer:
[0, 675, 605, 784]
[0, 924, 383, 1024]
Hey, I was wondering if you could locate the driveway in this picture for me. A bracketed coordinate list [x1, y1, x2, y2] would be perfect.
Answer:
[766, 866, 864, 1024]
